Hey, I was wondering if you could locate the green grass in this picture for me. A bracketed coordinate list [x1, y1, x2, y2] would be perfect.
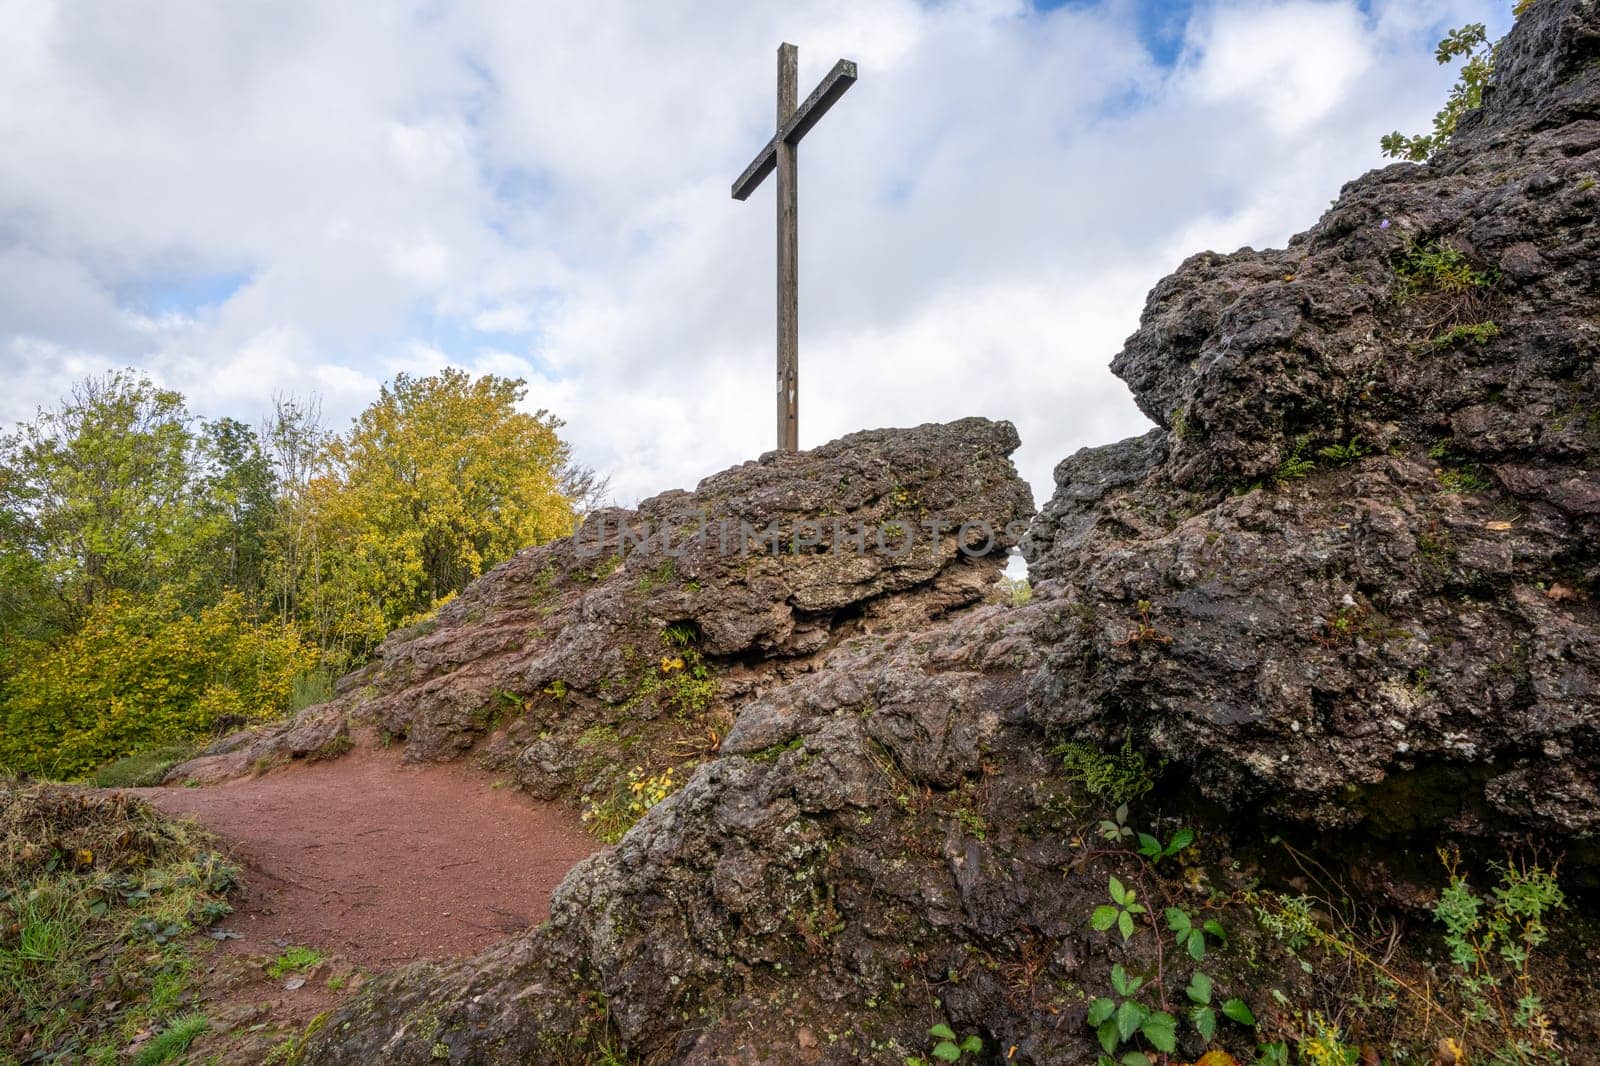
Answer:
[288, 666, 337, 713]
[133, 1012, 209, 1066]
[90, 745, 196, 788]
[266, 945, 324, 979]
[1, 783, 237, 1059]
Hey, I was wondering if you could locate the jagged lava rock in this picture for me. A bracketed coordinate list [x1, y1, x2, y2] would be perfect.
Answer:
[1025, 0, 1600, 837]
[298, 3, 1600, 1063]
[176, 418, 1031, 808]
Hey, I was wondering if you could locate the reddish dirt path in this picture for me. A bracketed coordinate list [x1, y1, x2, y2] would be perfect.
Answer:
[137, 745, 599, 970]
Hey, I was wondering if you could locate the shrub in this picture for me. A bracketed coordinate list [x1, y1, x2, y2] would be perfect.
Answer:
[0, 592, 317, 779]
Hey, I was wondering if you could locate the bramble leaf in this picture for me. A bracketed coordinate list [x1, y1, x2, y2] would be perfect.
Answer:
[1116, 999, 1148, 1041]
[1221, 998, 1256, 1026]
[1141, 1011, 1178, 1053]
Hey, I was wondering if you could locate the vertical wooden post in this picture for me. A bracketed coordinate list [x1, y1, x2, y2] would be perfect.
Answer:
[776, 43, 799, 452]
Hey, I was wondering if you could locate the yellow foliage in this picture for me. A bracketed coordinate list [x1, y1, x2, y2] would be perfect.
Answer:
[1191, 1053, 1241, 1066]
[286, 369, 578, 657]
[0, 592, 316, 778]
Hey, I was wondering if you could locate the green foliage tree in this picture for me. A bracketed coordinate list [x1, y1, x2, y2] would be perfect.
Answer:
[192, 417, 277, 604]
[0, 591, 315, 777]
[1381, 23, 1493, 162]
[0, 372, 203, 614]
[295, 369, 581, 656]
[0, 366, 594, 777]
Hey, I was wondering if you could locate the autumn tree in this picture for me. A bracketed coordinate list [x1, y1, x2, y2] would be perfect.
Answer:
[297, 369, 582, 656]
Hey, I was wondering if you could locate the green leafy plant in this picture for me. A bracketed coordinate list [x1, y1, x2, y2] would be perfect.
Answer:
[1427, 320, 1501, 350]
[1165, 905, 1226, 961]
[1085, 820, 1257, 1063]
[1273, 437, 1316, 483]
[1380, 22, 1493, 161]
[1092, 877, 1147, 942]
[1058, 739, 1158, 806]
[1098, 803, 1137, 844]
[1433, 854, 1566, 1063]
[1138, 827, 1195, 866]
[1180, 969, 1255, 1041]
[906, 1023, 983, 1064]
[1088, 964, 1178, 1061]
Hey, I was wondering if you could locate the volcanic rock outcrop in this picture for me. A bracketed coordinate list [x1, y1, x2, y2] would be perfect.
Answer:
[180, 418, 1032, 811]
[282, 3, 1599, 1061]
[1024, 0, 1600, 838]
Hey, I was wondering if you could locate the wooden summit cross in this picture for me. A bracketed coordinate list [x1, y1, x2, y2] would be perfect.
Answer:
[733, 43, 857, 453]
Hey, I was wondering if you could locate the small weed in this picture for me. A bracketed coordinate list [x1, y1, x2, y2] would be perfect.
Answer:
[748, 738, 804, 762]
[1438, 466, 1492, 493]
[1274, 437, 1317, 483]
[249, 753, 289, 777]
[266, 945, 325, 979]
[1111, 600, 1171, 648]
[636, 559, 677, 594]
[582, 765, 683, 843]
[309, 732, 352, 762]
[1056, 739, 1157, 807]
[91, 745, 195, 788]
[1427, 320, 1501, 350]
[906, 1023, 983, 1064]
[1315, 437, 1369, 466]
[1395, 240, 1495, 299]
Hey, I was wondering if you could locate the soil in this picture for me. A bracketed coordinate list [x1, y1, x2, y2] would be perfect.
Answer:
[137, 742, 598, 968]
[128, 741, 599, 1060]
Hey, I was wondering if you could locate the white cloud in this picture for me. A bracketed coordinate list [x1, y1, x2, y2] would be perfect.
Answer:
[0, 0, 1509, 517]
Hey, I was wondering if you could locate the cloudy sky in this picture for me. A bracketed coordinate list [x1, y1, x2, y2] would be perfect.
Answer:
[0, 0, 1509, 508]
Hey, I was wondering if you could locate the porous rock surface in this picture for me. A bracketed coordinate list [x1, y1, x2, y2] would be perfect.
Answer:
[1025, 0, 1600, 838]
[291, 3, 1599, 1062]
[177, 417, 1032, 810]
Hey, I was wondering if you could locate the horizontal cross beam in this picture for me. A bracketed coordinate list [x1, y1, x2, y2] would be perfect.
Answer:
[731, 58, 857, 201]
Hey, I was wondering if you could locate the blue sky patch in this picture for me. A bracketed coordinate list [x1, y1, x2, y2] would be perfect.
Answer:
[118, 269, 252, 317]
[1034, 0, 1200, 66]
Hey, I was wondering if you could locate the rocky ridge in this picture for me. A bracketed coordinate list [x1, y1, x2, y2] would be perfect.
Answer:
[259, 3, 1600, 1062]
